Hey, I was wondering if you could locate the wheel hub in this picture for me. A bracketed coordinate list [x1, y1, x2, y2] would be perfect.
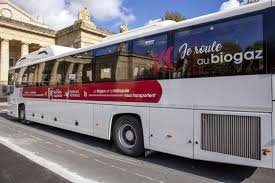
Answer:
[125, 130, 135, 141]
[118, 124, 137, 149]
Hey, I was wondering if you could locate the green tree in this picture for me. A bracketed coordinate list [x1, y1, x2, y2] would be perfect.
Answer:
[164, 11, 186, 22]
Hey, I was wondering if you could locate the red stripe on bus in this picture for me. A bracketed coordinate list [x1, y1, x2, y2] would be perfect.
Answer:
[21, 81, 163, 103]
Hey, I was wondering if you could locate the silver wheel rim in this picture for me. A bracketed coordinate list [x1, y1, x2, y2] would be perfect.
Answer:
[118, 124, 137, 149]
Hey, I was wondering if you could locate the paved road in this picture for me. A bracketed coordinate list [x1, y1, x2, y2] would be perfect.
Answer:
[0, 144, 70, 183]
[0, 113, 274, 183]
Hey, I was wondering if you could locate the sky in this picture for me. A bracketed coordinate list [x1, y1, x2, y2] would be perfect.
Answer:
[10, 0, 248, 32]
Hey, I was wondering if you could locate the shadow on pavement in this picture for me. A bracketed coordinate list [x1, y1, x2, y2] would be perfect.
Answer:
[0, 113, 265, 183]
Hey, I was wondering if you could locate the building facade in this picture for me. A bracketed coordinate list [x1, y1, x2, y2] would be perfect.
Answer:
[0, 0, 113, 86]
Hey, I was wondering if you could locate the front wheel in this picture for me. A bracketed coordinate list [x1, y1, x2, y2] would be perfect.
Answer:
[113, 115, 144, 157]
[18, 105, 29, 124]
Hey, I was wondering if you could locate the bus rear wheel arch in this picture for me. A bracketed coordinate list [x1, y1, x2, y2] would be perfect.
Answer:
[112, 114, 144, 157]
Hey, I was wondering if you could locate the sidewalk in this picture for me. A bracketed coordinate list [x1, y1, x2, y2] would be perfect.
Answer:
[0, 144, 70, 183]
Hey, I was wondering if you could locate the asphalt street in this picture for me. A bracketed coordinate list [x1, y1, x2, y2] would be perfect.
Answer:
[0, 113, 274, 183]
[0, 143, 70, 183]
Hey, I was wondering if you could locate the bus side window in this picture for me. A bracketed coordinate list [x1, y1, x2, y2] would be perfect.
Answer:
[19, 65, 38, 87]
[95, 45, 118, 82]
[37, 62, 46, 86]
[95, 43, 130, 83]
[49, 61, 64, 86]
[173, 15, 264, 78]
[132, 34, 168, 81]
[63, 52, 93, 85]
[16, 67, 27, 87]
[42, 60, 54, 86]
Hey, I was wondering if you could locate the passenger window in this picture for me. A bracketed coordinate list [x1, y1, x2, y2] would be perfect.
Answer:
[49, 61, 65, 86]
[132, 34, 168, 80]
[62, 52, 94, 85]
[16, 67, 27, 87]
[95, 43, 130, 82]
[21, 65, 38, 86]
[42, 61, 54, 86]
[173, 15, 264, 78]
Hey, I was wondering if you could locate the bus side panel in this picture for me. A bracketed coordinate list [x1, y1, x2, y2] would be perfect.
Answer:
[25, 99, 54, 125]
[149, 108, 194, 159]
[93, 104, 150, 149]
[194, 110, 272, 168]
[158, 75, 272, 113]
[272, 75, 275, 169]
[50, 101, 94, 136]
[7, 87, 22, 118]
[273, 102, 275, 169]
[7, 94, 18, 118]
[25, 100, 94, 136]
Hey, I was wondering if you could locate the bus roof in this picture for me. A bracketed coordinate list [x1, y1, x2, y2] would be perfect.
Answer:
[14, 45, 75, 68]
[12, 0, 272, 70]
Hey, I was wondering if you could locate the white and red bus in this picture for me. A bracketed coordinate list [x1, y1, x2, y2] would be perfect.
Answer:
[7, 0, 275, 168]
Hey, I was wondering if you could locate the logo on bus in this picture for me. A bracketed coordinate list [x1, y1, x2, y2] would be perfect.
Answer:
[179, 41, 263, 65]
[153, 47, 174, 74]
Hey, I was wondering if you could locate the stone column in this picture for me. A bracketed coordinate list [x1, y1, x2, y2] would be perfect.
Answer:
[21, 43, 29, 58]
[0, 39, 10, 84]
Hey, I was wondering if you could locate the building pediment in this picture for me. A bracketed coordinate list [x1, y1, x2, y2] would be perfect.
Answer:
[0, 0, 48, 28]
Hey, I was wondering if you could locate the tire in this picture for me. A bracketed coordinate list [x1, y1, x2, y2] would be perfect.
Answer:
[113, 115, 144, 157]
[18, 105, 29, 124]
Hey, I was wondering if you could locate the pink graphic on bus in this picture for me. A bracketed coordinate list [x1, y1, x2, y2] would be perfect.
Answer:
[153, 47, 174, 74]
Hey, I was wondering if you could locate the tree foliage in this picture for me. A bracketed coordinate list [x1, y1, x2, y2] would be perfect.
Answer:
[164, 11, 186, 22]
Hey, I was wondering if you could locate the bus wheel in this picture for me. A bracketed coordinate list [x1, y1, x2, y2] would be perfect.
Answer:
[18, 105, 28, 124]
[113, 115, 144, 157]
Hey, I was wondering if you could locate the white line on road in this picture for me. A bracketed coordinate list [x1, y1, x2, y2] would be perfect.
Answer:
[135, 173, 158, 182]
[67, 149, 76, 154]
[35, 137, 42, 141]
[45, 141, 53, 145]
[0, 137, 98, 183]
[110, 165, 127, 172]
[56, 145, 63, 149]
[94, 159, 107, 165]
[79, 154, 89, 159]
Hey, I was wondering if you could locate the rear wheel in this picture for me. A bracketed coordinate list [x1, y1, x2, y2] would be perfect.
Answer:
[113, 115, 144, 157]
[18, 105, 29, 124]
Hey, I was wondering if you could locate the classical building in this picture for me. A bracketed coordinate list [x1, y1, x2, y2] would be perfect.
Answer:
[0, 0, 113, 86]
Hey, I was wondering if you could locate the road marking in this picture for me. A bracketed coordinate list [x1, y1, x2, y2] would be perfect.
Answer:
[110, 165, 127, 172]
[45, 141, 53, 145]
[94, 159, 107, 165]
[56, 145, 63, 149]
[0, 137, 98, 183]
[67, 149, 76, 154]
[134, 173, 158, 182]
[79, 154, 89, 159]
[8, 127, 14, 130]
[35, 137, 42, 141]
[30, 135, 37, 138]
